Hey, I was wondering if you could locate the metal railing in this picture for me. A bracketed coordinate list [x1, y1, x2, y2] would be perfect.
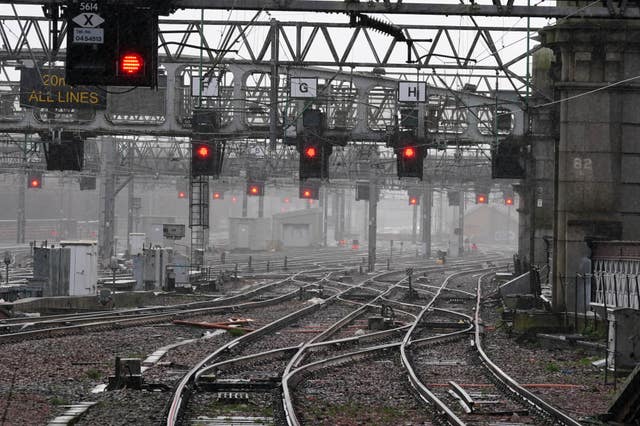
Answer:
[593, 272, 640, 310]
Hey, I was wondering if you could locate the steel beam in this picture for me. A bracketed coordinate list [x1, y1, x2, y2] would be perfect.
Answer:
[1, 1, 635, 18]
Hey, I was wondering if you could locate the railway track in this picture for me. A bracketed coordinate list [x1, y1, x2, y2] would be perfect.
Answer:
[164, 257, 505, 425]
[0, 247, 396, 339]
[278, 266, 583, 426]
[0, 250, 512, 425]
[0, 248, 496, 342]
[398, 270, 582, 426]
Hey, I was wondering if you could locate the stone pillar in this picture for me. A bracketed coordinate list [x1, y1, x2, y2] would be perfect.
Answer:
[539, 21, 640, 311]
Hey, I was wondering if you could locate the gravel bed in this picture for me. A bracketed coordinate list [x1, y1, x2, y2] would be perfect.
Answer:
[80, 297, 322, 425]
[294, 353, 436, 425]
[409, 338, 538, 424]
[479, 280, 614, 421]
[412, 310, 469, 340]
[0, 324, 206, 425]
[0, 294, 314, 425]
[237, 301, 357, 357]
[302, 332, 402, 365]
[215, 356, 291, 380]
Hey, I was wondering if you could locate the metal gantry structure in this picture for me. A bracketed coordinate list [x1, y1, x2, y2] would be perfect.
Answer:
[0, 0, 636, 262]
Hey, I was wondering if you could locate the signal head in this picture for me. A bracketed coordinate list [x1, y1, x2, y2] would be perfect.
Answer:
[505, 197, 514, 206]
[409, 197, 418, 205]
[476, 193, 488, 204]
[29, 179, 41, 188]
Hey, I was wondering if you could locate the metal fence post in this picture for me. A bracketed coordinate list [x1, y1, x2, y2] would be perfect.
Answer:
[574, 275, 579, 332]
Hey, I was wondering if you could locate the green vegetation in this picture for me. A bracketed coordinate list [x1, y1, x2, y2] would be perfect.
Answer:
[576, 356, 599, 367]
[227, 328, 247, 337]
[85, 368, 102, 380]
[50, 396, 68, 406]
[545, 362, 560, 373]
[582, 325, 607, 341]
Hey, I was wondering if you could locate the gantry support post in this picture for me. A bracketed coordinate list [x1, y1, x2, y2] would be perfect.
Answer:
[458, 190, 465, 257]
[99, 137, 117, 265]
[422, 184, 432, 257]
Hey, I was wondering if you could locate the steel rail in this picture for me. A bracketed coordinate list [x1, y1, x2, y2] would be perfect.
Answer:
[399, 269, 479, 426]
[165, 269, 338, 426]
[282, 268, 415, 426]
[473, 272, 583, 426]
[0, 281, 313, 344]
[281, 264, 496, 425]
[280, 317, 482, 424]
[0, 267, 348, 343]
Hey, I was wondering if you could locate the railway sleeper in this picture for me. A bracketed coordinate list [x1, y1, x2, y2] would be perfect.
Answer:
[419, 320, 470, 329]
[199, 377, 281, 392]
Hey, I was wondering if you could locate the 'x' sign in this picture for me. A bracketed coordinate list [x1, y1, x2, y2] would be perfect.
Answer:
[72, 13, 105, 28]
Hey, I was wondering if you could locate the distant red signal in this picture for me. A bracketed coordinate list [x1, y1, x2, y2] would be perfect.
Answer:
[476, 193, 488, 204]
[505, 197, 514, 206]
[304, 146, 317, 158]
[247, 182, 264, 196]
[212, 192, 222, 200]
[231, 196, 238, 203]
[402, 146, 416, 159]
[196, 145, 210, 158]
[409, 196, 418, 205]
[178, 191, 186, 199]
[28, 172, 42, 189]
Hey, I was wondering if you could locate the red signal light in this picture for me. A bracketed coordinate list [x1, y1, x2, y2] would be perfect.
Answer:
[304, 146, 317, 158]
[30, 179, 41, 188]
[284, 197, 290, 204]
[302, 189, 312, 198]
[476, 194, 487, 204]
[120, 53, 144, 75]
[231, 196, 238, 203]
[196, 145, 210, 158]
[402, 146, 416, 159]
[409, 197, 418, 205]
[213, 192, 221, 200]
[505, 197, 514, 206]
[178, 191, 186, 199]
[249, 186, 259, 195]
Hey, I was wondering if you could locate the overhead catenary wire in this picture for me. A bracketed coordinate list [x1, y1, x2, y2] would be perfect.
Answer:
[532, 74, 640, 109]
